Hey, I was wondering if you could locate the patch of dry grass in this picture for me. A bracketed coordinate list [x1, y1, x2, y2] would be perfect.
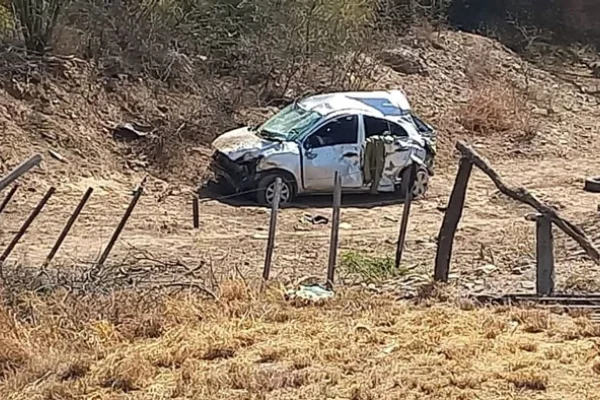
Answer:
[457, 82, 537, 142]
[1, 280, 600, 399]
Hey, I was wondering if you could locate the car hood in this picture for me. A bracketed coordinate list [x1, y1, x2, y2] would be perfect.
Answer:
[211, 127, 278, 161]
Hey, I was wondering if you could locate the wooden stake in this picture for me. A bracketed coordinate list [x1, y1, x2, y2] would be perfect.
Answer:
[0, 184, 19, 215]
[97, 182, 144, 266]
[536, 215, 554, 296]
[262, 178, 281, 282]
[395, 164, 415, 269]
[435, 157, 473, 282]
[43, 187, 93, 268]
[0, 154, 42, 193]
[0, 187, 55, 273]
[192, 195, 200, 229]
[456, 140, 600, 264]
[327, 172, 342, 289]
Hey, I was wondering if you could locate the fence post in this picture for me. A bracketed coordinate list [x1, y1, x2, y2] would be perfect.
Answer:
[0, 154, 42, 193]
[97, 181, 145, 266]
[192, 195, 200, 229]
[326, 172, 342, 289]
[536, 214, 554, 296]
[262, 178, 281, 282]
[395, 164, 415, 269]
[43, 187, 93, 268]
[0, 184, 19, 215]
[0, 187, 55, 274]
[434, 158, 473, 282]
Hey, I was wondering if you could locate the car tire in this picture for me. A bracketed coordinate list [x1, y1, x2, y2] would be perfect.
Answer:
[398, 165, 430, 199]
[256, 173, 295, 206]
[584, 177, 600, 193]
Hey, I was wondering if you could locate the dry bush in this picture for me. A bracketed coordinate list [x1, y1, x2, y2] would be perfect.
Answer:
[457, 81, 537, 142]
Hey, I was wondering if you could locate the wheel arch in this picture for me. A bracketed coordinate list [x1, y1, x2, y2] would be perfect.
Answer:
[255, 168, 299, 194]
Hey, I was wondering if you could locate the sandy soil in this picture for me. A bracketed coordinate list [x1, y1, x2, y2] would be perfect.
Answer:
[2, 151, 600, 295]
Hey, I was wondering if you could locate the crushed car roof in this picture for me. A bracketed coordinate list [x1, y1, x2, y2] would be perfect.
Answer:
[298, 90, 412, 118]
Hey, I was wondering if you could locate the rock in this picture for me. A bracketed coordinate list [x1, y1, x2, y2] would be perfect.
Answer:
[339, 222, 353, 230]
[476, 264, 497, 275]
[379, 47, 428, 75]
[113, 122, 153, 141]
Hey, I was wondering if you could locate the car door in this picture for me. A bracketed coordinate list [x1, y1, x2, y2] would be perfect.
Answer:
[301, 115, 363, 191]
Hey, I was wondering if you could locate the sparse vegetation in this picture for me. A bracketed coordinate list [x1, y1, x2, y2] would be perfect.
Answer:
[341, 250, 409, 282]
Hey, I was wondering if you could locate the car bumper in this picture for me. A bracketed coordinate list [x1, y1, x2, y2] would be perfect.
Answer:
[210, 152, 254, 192]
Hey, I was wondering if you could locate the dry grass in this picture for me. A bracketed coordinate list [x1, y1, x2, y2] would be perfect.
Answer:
[457, 82, 537, 142]
[1, 280, 600, 399]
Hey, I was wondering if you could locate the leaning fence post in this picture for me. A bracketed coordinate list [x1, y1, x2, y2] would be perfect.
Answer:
[192, 195, 200, 229]
[0, 184, 19, 216]
[0, 154, 42, 193]
[262, 178, 282, 282]
[326, 172, 342, 289]
[535, 214, 554, 295]
[395, 164, 416, 269]
[97, 180, 145, 266]
[43, 187, 93, 268]
[434, 157, 473, 282]
[0, 187, 55, 274]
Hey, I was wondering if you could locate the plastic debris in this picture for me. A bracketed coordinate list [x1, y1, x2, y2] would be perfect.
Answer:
[285, 284, 334, 302]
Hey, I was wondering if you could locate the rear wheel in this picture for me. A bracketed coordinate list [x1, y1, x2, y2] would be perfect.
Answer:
[256, 173, 295, 206]
[399, 166, 430, 199]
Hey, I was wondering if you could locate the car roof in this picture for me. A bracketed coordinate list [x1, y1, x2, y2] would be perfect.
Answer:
[298, 90, 412, 118]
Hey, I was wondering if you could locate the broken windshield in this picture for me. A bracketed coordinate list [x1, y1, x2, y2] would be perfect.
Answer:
[258, 103, 322, 141]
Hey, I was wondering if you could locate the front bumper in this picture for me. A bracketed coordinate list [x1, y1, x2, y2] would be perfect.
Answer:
[210, 152, 255, 192]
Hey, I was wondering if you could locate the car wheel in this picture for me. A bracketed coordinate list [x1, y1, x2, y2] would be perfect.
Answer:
[256, 173, 294, 206]
[399, 166, 430, 199]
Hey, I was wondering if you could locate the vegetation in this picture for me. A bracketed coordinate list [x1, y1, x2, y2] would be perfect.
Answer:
[341, 250, 409, 282]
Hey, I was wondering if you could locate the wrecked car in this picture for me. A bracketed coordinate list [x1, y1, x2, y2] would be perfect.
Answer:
[210, 90, 436, 205]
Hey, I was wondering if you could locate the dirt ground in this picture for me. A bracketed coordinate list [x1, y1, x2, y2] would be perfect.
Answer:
[2, 152, 600, 295]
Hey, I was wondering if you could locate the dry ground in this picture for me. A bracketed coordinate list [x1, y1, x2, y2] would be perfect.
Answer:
[3, 281, 600, 400]
[1, 154, 600, 295]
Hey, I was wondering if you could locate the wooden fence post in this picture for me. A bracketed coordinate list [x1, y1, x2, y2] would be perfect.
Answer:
[0, 184, 19, 215]
[536, 214, 554, 296]
[0, 187, 55, 274]
[434, 157, 473, 282]
[97, 181, 144, 266]
[192, 196, 200, 229]
[326, 172, 342, 289]
[395, 164, 415, 269]
[43, 187, 93, 268]
[262, 178, 281, 282]
[0, 154, 42, 193]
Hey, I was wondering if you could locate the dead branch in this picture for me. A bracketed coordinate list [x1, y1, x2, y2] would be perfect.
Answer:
[456, 141, 600, 264]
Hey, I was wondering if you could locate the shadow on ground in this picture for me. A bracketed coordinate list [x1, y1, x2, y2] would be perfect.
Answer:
[198, 181, 407, 209]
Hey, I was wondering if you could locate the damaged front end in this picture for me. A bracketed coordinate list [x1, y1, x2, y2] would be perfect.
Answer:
[210, 151, 260, 193]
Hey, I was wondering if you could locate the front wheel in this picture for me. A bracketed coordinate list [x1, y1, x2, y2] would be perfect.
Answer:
[255, 173, 295, 206]
[399, 166, 430, 199]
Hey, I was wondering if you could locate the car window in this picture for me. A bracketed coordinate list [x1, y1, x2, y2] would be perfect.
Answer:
[364, 116, 389, 138]
[364, 115, 408, 138]
[305, 116, 358, 148]
[389, 122, 408, 137]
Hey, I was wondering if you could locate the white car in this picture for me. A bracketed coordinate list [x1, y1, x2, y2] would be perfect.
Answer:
[210, 90, 436, 205]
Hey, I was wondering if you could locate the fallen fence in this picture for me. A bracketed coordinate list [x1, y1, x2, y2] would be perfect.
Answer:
[434, 141, 600, 296]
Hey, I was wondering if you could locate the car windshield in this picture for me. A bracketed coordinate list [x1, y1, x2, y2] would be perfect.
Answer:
[258, 103, 322, 140]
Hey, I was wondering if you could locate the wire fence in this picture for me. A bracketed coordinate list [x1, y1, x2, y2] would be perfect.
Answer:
[0, 168, 418, 290]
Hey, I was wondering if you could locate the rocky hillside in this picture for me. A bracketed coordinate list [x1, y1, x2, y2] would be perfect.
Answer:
[1, 28, 599, 189]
